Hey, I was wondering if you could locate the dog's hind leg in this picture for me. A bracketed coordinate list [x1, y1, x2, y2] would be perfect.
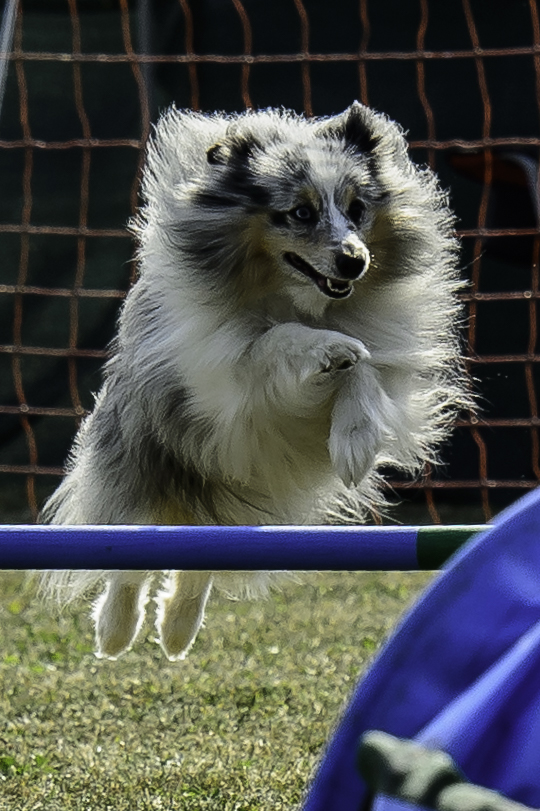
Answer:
[93, 572, 153, 659]
[155, 571, 213, 661]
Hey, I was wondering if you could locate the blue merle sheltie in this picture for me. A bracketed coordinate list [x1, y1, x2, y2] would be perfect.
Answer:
[40, 102, 470, 661]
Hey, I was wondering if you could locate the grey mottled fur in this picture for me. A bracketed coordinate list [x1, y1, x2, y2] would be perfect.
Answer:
[40, 102, 470, 660]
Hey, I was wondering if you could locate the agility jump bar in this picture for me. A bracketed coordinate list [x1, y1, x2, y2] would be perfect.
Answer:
[0, 524, 487, 570]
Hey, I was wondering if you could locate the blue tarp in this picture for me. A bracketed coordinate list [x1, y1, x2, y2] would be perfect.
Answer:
[303, 487, 540, 810]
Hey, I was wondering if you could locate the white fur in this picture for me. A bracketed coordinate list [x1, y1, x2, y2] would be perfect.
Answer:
[39, 103, 470, 660]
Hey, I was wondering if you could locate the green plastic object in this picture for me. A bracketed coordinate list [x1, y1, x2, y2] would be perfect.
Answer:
[416, 526, 488, 569]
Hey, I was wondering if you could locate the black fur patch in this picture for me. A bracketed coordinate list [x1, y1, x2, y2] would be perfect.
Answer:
[138, 429, 220, 522]
[171, 220, 233, 273]
[207, 143, 223, 165]
[206, 130, 270, 208]
[226, 167, 271, 206]
[229, 132, 263, 161]
[139, 436, 214, 518]
[270, 210, 289, 227]
[92, 402, 123, 458]
[197, 171, 270, 211]
[207, 132, 263, 166]
[194, 191, 241, 209]
[343, 112, 380, 154]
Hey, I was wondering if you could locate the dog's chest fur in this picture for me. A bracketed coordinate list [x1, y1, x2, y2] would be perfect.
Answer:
[136, 275, 340, 524]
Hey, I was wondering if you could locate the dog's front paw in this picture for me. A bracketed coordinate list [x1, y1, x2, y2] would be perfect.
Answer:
[300, 334, 370, 384]
[255, 325, 371, 414]
[318, 336, 370, 376]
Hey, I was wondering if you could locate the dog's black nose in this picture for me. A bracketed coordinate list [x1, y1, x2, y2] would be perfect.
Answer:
[335, 252, 367, 280]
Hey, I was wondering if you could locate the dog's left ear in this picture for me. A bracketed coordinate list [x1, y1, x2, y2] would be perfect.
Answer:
[207, 143, 226, 165]
[207, 132, 262, 166]
[319, 101, 380, 154]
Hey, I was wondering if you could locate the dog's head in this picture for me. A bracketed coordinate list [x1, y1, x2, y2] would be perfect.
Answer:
[193, 103, 389, 312]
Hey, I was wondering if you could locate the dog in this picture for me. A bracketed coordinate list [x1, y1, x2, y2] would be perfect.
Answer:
[40, 102, 469, 661]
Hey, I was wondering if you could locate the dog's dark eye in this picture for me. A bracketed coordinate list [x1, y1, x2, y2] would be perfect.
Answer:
[348, 199, 366, 225]
[291, 205, 316, 222]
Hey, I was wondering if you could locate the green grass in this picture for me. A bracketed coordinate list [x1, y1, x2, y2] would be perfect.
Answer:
[0, 570, 434, 810]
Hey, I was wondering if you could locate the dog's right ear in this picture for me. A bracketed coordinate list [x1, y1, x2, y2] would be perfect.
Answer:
[206, 133, 262, 166]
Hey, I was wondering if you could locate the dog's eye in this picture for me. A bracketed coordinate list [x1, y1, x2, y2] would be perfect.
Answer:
[291, 205, 315, 222]
[348, 199, 366, 225]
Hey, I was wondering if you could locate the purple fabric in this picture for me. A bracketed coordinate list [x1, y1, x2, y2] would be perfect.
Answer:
[302, 486, 540, 811]
[372, 798, 423, 811]
[374, 794, 420, 811]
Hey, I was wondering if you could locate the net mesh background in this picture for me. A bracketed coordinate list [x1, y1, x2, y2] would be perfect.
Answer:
[0, 0, 539, 525]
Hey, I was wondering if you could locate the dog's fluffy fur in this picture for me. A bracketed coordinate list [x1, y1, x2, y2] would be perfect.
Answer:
[40, 102, 469, 660]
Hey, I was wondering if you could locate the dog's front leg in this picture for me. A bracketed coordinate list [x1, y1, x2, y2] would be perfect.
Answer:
[250, 323, 370, 416]
[329, 359, 398, 487]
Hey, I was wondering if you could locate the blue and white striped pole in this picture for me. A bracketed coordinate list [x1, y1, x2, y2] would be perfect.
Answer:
[0, 524, 486, 570]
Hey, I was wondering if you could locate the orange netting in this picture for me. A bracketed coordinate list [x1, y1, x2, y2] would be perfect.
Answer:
[1, 0, 539, 524]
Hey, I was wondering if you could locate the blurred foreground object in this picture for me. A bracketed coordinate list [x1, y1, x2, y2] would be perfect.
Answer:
[359, 731, 535, 811]
[303, 486, 540, 811]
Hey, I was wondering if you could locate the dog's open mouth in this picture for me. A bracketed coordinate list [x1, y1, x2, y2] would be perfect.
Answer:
[284, 252, 353, 300]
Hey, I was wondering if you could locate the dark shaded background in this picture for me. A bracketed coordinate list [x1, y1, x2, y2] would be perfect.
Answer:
[0, 0, 539, 524]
